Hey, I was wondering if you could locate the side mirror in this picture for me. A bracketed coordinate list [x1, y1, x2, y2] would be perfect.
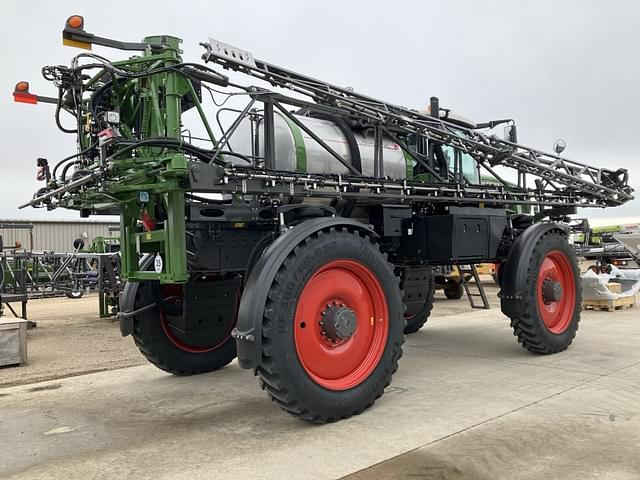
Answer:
[553, 139, 566, 155]
[36, 158, 50, 182]
[503, 124, 518, 143]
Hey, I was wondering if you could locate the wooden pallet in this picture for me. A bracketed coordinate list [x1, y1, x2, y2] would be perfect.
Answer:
[583, 295, 636, 312]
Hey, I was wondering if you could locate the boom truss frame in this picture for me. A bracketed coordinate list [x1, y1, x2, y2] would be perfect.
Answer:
[199, 38, 632, 208]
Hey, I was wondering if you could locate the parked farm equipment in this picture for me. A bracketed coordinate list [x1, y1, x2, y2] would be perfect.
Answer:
[13, 16, 633, 422]
[0, 224, 122, 319]
[571, 219, 640, 270]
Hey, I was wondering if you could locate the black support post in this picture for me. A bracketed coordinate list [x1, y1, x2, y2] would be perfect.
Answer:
[263, 101, 276, 170]
[374, 124, 384, 178]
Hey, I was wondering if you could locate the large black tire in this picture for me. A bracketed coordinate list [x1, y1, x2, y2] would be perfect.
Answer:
[443, 278, 464, 300]
[132, 277, 238, 375]
[505, 231, 581, 354]
[403, 268, 435, 334]
[256, 227, 404, 423]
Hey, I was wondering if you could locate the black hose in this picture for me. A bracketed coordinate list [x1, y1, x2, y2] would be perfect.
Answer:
[60, 161, 79, 182]
[52, 141, 98, 179]
[109, 137, 247, 165]
[55, 92, 77, 134]
[110, 138, 212, 162]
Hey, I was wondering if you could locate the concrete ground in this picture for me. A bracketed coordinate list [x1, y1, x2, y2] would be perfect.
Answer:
[0, 295, 144, 388]
[1, 285, 639, 479]
[0, 287, 481, 388]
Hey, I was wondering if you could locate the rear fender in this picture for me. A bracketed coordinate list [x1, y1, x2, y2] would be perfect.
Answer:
[500, 222, 567, 318]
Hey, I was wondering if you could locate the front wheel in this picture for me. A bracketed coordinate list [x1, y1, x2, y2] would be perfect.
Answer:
[505, 231, 581, 354]
[256, 228, 404, 423]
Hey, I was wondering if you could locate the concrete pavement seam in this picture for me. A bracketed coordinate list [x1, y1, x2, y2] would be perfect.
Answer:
[346, 359, 640, 478]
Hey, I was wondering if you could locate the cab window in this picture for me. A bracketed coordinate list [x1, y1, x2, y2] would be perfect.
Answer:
[442, 145, 480, 184]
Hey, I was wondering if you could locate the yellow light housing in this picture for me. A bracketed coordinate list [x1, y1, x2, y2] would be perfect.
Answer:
[63, 37, 92, 50]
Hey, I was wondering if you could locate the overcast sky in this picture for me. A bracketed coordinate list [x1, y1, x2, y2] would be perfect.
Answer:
[0, 0, 638, 225]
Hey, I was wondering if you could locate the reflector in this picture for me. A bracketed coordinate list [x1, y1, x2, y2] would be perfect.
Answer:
[13, 92, 38, 104]
[66, 15, 84, 30]
[63, 38, 92, 50]
[15, 81, 29, 92]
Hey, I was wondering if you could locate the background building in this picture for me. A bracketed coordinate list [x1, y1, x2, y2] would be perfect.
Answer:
[0, 219, 119, 252]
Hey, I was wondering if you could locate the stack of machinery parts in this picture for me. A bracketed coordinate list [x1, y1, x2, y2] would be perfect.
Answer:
[581, 265, 640, 311]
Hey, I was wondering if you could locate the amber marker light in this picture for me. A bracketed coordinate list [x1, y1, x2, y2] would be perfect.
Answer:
[63, 15, 92, 50]
[66, 15, 84, 30]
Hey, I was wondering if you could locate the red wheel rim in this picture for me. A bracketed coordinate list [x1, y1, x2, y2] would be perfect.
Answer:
[537, 250, 576, 334]
[294, 259, 389, 391]
[159, 284, 233, 353]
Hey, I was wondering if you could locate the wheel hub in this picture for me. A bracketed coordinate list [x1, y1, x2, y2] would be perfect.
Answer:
[536, 249, 576, 334]
[542, 278, 563, 303]
[321, 303, 357, 341]
[294, 259, 389, 391]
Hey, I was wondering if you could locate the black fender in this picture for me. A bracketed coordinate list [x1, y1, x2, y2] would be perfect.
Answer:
[500, 222, 567, 318]
[118, 254, 155, 337]
[233, 217, 377, 369]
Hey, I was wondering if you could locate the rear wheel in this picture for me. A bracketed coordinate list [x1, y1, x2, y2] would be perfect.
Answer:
[506, 232, 581, 353]
[443, 278, 464, 300]
[401, 266, 435, 334]
[132, 275, 239, 375]
[257, 228, 404, 423]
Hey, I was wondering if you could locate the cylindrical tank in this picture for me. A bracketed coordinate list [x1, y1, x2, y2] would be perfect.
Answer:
[228, 112, 410, 179]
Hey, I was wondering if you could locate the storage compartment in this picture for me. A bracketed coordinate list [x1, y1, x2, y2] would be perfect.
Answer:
[400, 207, 507, 264]
[369, 205, 412, 237]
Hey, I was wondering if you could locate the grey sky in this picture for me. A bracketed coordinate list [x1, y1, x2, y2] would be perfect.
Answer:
[0, 0, 638, 224]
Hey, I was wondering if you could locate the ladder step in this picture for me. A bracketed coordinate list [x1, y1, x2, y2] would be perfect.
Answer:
[457, 264, 491, 310]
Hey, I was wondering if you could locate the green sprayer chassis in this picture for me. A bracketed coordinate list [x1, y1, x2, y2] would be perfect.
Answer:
[13, 16, 633, 422]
